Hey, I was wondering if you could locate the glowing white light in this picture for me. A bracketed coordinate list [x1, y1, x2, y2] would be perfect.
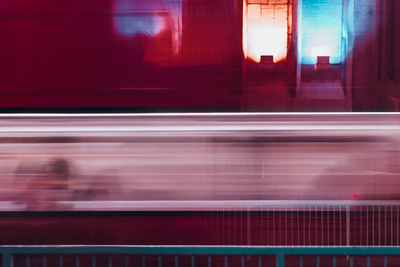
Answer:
[244, 4, 288, 63]
[247, 23, 287, 63]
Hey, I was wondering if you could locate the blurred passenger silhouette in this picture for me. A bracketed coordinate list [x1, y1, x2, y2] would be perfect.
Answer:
[82, 169, 120, 201]
[16, 158, 73, 211]
[46, 158, 70, 191]
[12, 161, 44, 209]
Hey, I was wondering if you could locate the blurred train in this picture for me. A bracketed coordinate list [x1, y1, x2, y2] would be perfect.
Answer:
[0, 113, 400, 211]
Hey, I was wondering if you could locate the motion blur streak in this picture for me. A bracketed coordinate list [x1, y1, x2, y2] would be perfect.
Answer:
[0, 154, 176, 158]
[1, 113, 400, 211]
[1, 125, 400, 132]
[0, 112, 400, 117]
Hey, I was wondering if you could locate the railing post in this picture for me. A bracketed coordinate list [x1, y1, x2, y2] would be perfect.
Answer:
[277, 254, 285, 267]
[346, 205, 351, 246]
[3, 254, 13, 267]
[247, 208, 251, 245]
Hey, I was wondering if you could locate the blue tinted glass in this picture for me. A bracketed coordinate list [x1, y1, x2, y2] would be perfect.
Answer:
[301, 0, 343, 64]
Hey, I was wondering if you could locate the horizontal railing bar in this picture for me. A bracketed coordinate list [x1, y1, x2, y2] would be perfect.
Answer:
[4, 199, 400, 212]
[64, 200, 400, 211]
[3, 246, 400, 255]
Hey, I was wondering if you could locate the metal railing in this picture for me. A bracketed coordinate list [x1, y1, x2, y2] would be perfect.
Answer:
[5, 200, 400, 247]
[172, 200, 400, 247]
[160, 200, 400, 247]
[2, 245, 400, 267]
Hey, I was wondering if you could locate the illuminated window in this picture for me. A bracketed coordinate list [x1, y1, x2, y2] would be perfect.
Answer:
[243, 0, 289, 63]
[300, 0, 343, 64]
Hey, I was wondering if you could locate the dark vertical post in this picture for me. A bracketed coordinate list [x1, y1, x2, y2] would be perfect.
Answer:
[346, 205, 351, 246]
[158, 256, 162, 267]
[2, 254, 13, 267]
[277, 254, 285, 267]
[142, 255, 145, 267]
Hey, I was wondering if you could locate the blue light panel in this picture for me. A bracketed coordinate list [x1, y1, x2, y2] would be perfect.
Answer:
[301, 0, 343, 64]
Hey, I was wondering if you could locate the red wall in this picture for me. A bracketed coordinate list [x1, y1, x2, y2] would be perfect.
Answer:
[0, 0, 242, 108]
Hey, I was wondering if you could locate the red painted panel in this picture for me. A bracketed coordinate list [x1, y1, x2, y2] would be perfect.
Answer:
[0, 0, 242, 108]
